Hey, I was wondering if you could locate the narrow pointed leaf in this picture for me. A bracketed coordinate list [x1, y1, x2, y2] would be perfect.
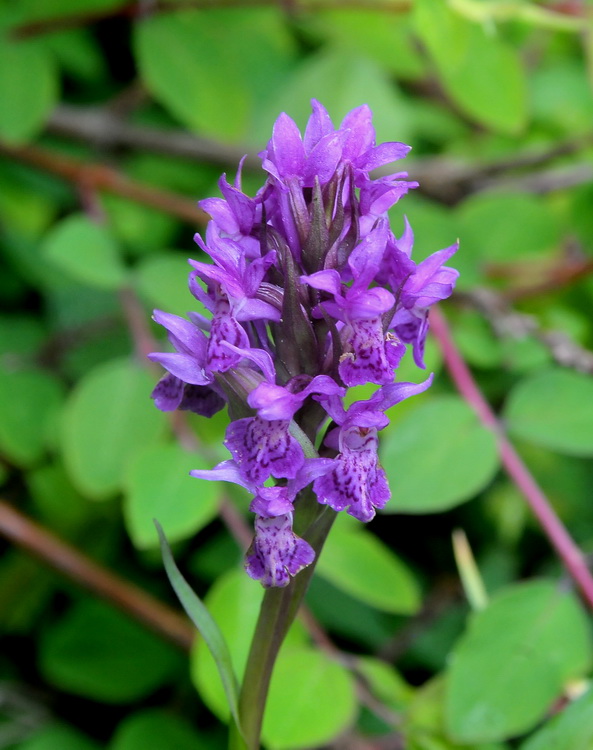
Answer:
[154, 520, 242, 733]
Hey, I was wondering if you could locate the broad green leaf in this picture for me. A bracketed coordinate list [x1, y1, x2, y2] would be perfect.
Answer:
[413, 0, 527, 134]
[316, 524, 421, 614]
[0, 35, 57, 144]
[27, 461, 91, 536]
[262, 646, 357, 749]
[156, 523, 241, 730]
[504, 368, 593, 456]
[135, 252, 209, 319]
[0, 173, 57, 238]
[60, 358, 166, 499]
[191, 568, 307, 721]
[134, 9, 294, 141]
[316, 10, 426, 79]
[16, 724, 100, 750]
[0, 551, 54, 633]
[110, 709, 209, 750]
[446, 580, 592, 743]
[355, 657, 414, 713]
[520, 687, 593, 750]
[457, 192, 562, 266]
[0, 314, 46, 358]
[307, 575, 398, 649]
[404, 676, 507, 750]
[41, 28, 107, 82]
[102, 194, 177, 255]
[40, 599, 180, 703]
[381, 396, 499, 513]
[125, 443, 219, 548]
[0, 368, 63, 467]
[532, 59, 593, 135]
[257, 46, 412, 146]
[451, 309, 503, 370]
[42, 214, 127, 290]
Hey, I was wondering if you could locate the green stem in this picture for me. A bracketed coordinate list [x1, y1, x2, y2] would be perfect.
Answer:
[231, 494, 336, 750]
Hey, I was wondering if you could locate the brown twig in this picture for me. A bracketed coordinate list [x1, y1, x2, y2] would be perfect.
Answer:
[459, 287, 593, 374]
[47, 104, 261, 169]
[474, 163, 593, 195]
[429, 306, 593, 610]
[0, 499, 194, 651]
[501, 257, 593, 302]
[0, 142, 208, 226]
[45, 104, 593, 203]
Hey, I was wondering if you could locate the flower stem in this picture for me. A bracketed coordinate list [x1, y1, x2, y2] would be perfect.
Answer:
[231, 495, 335, 750]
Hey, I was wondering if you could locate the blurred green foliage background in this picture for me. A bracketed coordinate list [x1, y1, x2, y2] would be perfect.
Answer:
[1, 0, 593, 748]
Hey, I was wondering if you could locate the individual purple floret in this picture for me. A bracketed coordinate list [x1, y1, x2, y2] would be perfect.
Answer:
[149, 100, 458, 587]
[313, 377, 433, 521]
[225, 372, 344, 483]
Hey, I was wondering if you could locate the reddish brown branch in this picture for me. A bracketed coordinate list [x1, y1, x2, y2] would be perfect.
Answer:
[0, 499, 194, 650]
[430, 307, 593, 609]
[0, 142, 207, 226]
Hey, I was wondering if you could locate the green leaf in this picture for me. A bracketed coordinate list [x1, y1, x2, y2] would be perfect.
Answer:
[446, 580, 592, 743]
[381, 396, 499, 513]
[16, 723, 100, 750]
[458, 192, 562, 266]
[413, 0, 527, 134]
[520, 687, 593, 750]
[134, 9, 294, 141]
[404, 675, 507, 749]
[40, 599, 180, 703]
[0, 314, 46, 358]
[155, 522, 241, 731]
[102, 194, 177, 255]
[125, 443, 219, 549]
[0, 35, 57, 144]
[355, 656, 414, 713]
[532, 59, 593, 136]
[110, 709, 210, 750]
[262, 646, 357, 749]
[27, 461, 91, 536]
[306, 575, 398, 649]
[316, 522, 421, 614]
[135, 252, 209, 319]
[316, 9, 426, 79]
[451, 309, 503, 370]
[42, 214, 127, 290]
[60, 358, 166, 499]
[0, 368, 63, 467]
[504, 368, 593, 456]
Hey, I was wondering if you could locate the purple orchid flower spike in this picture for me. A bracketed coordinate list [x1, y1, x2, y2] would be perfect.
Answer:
[149, 100, 458, 587]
